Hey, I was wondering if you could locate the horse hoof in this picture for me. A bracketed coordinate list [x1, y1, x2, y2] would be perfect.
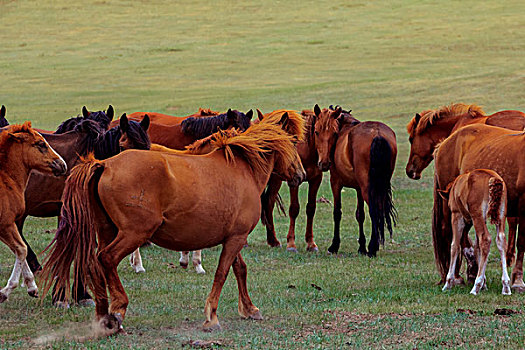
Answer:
[511, 284, 525, 293]
[134, 267, 146, 273]
[286, 247, 298, 253]
[267, 241, 281, 248]
[98, 313, 122, 336]
[78, 298, 96, 307]
[367, 252, 377, 258]
[0, 292, 8, 303]
[180, 262, 188, 269]
[358, 249, 367, 256]
[28, 289, 39, 298]
[327, 247, 339, 254]
[202, 320, 221, 332]
[54, 301, 70, 309]
[306, 246, 319, 252]
[249, 310, 263, 320]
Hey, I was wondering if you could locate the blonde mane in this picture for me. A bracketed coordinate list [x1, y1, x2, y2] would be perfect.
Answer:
[259, 109, 306, 142]
[407, 103, 485, 138]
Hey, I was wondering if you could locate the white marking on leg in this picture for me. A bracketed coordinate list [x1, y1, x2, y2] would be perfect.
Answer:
[21, 259, 38, 296]
[443, 215, 464, 291]
[496, 228, 511, 295]
[0, 257, 23, 302]
[192, 250, 206, 274]
[179, 251, 189, 269]
[130, 248, 145, 273]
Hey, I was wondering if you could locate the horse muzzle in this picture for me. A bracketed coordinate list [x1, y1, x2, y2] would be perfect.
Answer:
[50, 159, 67, 176]
[287, 169, 306, 187]
[406, 168, 421, 180]
[317, 160, 331, 172]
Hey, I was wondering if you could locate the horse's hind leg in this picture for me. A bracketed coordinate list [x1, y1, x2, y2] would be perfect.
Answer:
[130, 248, 146, 273]
[204, 236, 246, 331]
[16, 217, 41, 274]
[328, 176, 343, 254]
[511, 215, 525, 292]
[286, 185, 300, 252]
[356, 191, 367, 255]
[506, 217, 518, 266]
[192, 250, 206, 274]
[443, 213, 464, 291]
[263, 177, 282, 248]
[304, 175, 322, 252]
[470, 217, 491, 295]
[232, 252, 261, 320]
[495, 222, 511, 295]
[0, 223, 37, 302]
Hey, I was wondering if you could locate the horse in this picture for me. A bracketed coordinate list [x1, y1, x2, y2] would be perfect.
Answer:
[406, 103, 525, 272]
[17, 115, 150, 307]
[55, 105, 115, 134]
[0, 122, 67, 303]
[433, 124, 525, 292]
[125, 108, 220, 125]
[260, 107, 357, 252]
[312, 105, 397, 256]
[110, 109, 252, 150]
[0, 105, 8, 127]
[41, 112, 306, 333]
[438, 169, 511, 295]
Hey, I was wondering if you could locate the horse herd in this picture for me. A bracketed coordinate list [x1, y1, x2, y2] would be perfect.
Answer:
[0, 102, 522, 335]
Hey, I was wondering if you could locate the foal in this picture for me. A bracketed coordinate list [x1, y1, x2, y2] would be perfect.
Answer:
[0, 123, 67, 302]
[440, 169, 511, 295]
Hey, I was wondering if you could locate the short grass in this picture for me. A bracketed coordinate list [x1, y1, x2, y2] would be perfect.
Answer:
[1, 0, 524, 348]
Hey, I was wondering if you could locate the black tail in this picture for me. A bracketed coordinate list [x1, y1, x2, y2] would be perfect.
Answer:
[368, 136, 397, 247]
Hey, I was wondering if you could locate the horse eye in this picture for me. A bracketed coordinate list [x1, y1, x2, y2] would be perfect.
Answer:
[314, 131, 319, 136]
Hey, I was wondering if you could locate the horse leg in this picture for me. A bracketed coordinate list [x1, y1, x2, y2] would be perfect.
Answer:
[286, 185, 300, 252]
[458, 222, 473, 285]
[506, 217, 518, 266]
[328, 176, 343, 254]
[495, 221, 511, 295]
[263, 177, 282, 248]
[443, 213, 464, 291]
[204, 236, 246, 331]
[470, 217, 491, 295]
[232, 252, 262, 320]
[304, 175, 322, 252]
[356, 191, 367, 255]
[511, 215, 525, 292]
[129, 248, 146, 273]
[15, 217, 41, 274]
[179, 251, 189, 268]
[192, 250, 206, 274]
[0, 223, 37, 302]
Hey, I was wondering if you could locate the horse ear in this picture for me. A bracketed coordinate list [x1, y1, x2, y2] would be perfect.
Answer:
[119, 113, 129, 132]
[246, 109, 253, 120]
[314, 104, 321, 117]
[437, 189, 450, 200]
[141, 114, 150, 131]
[415, 113, 421, 124]
[82, 106, 90, 118]
[107, 105, 114, 120]
[332, 107, 342, 119]
[226, 109, 236, 124]
[0, 105, 5, 119]
[257, 109, 264, 121]
[7, 132, 24, 143]
[279, 112, 290, 129]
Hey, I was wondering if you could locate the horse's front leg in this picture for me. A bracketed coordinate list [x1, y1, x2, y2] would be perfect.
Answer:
[328, 175, 343, 254]
[356, 190, 367, 255]
[511, 215, 525, 292]
[262, 176, 282, 248]
[232, 252, 262, 320]
[286, 185, 300, 252]
[304, 175, 322, 252]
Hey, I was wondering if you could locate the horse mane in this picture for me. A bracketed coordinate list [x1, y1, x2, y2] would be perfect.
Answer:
[301, 110, 316, 144]
[185, 128, 241, 154]
[407, 103, 486, 138]
[197, 108, 220, 117]
[315, 108, 340, 133]
[0, 122, 35, 164]
[180, 110, 248, 139]
[55, 110, 112, 134]
[206, 119, 300, 175]
[259, 110, 306, 142]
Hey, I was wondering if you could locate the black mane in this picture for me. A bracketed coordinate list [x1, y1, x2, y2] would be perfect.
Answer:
[55, 110, 113, 134]
[181, 110, 252, 139]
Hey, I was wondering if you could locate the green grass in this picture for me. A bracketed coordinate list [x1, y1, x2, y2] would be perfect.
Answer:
[1, 0, 525, 348]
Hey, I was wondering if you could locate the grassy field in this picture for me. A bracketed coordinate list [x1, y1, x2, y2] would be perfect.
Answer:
[1, 0, 525, 348]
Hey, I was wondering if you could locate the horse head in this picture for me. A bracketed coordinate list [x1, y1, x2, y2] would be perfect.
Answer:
[313, 104, 343, 172]
[406, 113, 434, 180]
[118, 113, 151, 151]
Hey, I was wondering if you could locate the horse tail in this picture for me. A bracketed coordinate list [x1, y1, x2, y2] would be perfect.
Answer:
[432, 173, 451, 283]
[41, 154, 106, 302]
[488, 177, 505, 225]
[368, 135, 397, 245]
[260, 190, 285, 226]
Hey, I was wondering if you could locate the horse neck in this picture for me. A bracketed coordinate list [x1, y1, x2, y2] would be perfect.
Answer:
[252, 153, 277, 194]
[0, 145, 34, 192]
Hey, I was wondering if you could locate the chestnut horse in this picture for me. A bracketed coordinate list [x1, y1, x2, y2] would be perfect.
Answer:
[261, 107, 358, 252]
[125, 108, 219, 125]
[438, 169, 510, 295]
[433, 124, 525, 292]
[111, 109, 252, 150]
[41, 112, 305, 333]
[0, 123, 67, 303]
[312, 105, 397, 256]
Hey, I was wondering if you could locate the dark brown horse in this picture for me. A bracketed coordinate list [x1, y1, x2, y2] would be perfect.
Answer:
[433, 124, 525, 292]
[0, 105, 8, 127]
[0, 122, 67, 303]
[125, 108, 219, 125]
[312, 105, 397, 256]
[111, 109, 252, 150]
[41, 112, 306, 333]
[55, 105, 115, 134]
